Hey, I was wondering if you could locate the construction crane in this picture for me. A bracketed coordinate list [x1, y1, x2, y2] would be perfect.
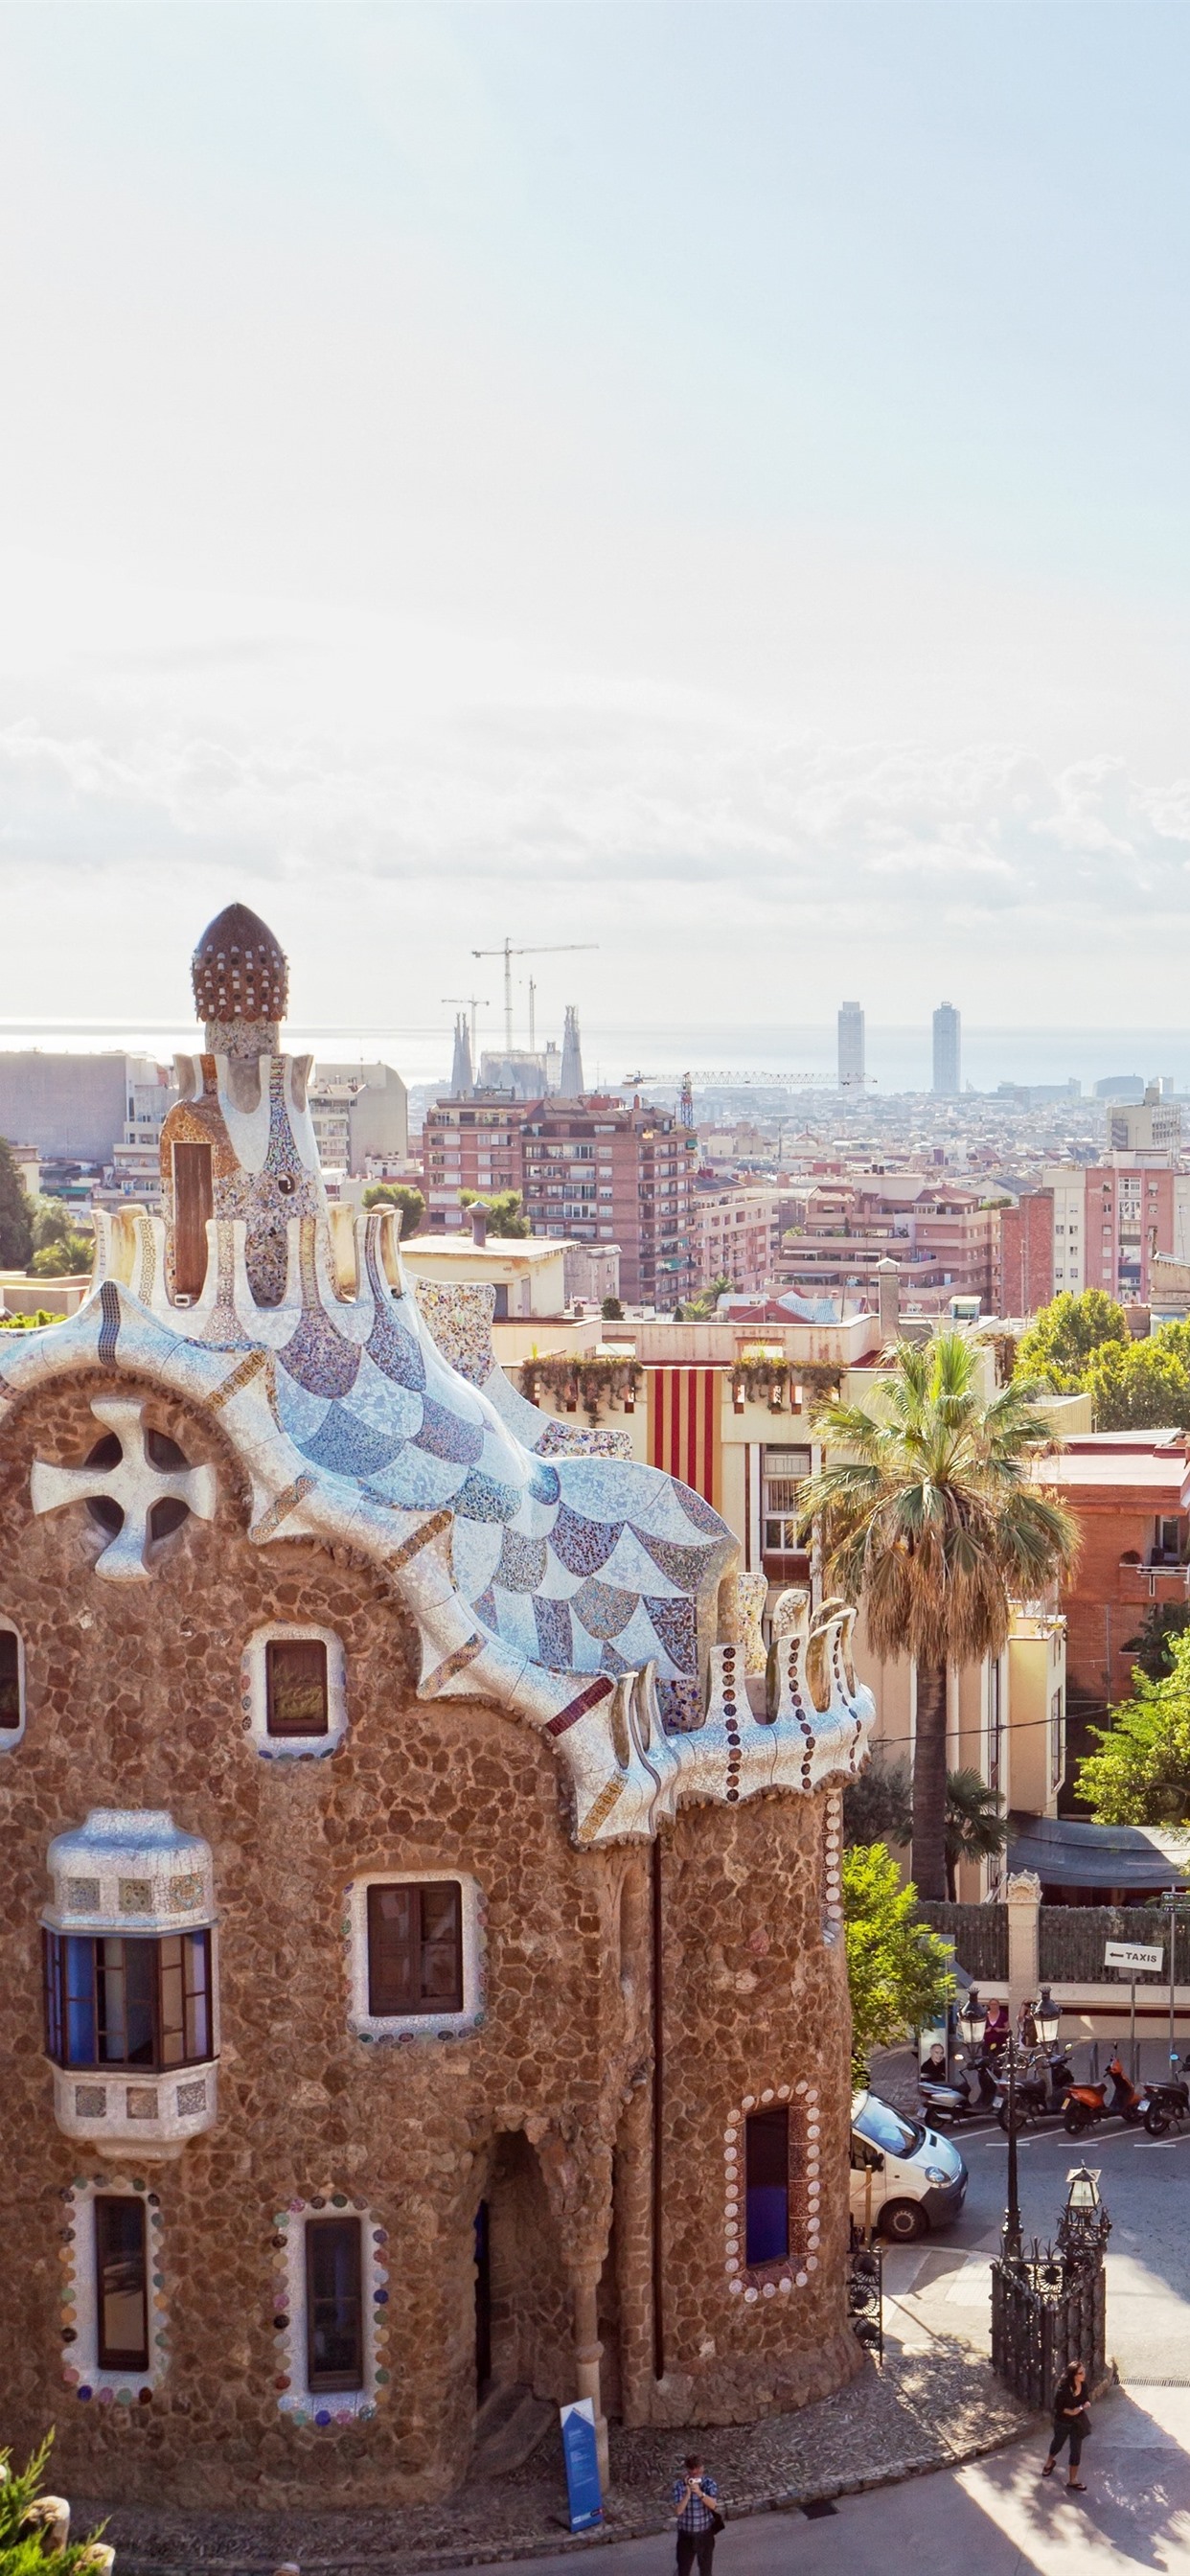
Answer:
[442, 995, 489, 1058]
[471, 939, 597, 1053]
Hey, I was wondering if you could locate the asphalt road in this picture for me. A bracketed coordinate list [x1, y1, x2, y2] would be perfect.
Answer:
[886, 2080, 1190, 2385]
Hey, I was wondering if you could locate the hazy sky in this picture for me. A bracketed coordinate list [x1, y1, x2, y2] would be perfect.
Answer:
[4, 3, 1190, 1063]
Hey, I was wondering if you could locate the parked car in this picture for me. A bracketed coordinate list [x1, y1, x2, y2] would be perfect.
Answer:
[850, 2088, 969, 2242]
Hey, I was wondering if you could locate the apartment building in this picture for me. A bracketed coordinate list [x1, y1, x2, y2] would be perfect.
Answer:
[422, 1093, 699, 1304]
[308, 1062, 408, 1177]
[777, 1176, 998, 1312]
[694, 1184, 784, 1293]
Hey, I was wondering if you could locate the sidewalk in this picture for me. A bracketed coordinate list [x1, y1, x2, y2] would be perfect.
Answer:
[456, 2385, 1190, 2576]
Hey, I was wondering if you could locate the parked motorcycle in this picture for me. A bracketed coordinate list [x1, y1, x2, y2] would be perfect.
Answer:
[919, 2066, 980, 2126]
[1064, 2054, 1145, 2135]
[993, 2048, 1076, 2133]
[1140, 2054, 1190, 2137]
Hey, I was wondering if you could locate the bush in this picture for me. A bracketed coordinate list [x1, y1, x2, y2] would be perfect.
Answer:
[0, 2431, 108, 2575]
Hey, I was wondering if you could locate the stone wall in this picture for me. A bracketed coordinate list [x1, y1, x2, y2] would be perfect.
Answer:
[0, 1367, 858, 2506]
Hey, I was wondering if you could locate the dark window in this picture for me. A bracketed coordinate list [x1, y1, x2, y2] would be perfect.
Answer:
[265, 1638, 330, 1737]
[306, 2217, 364, 2391]
[44, 1930, 212, 2069]
[172, 1140, 214, 1299]
[95, 2195, 149, 2371]
[0, 1628, 19, 1727]
[744, 2107, 790, 2266]
[366, 1881, 463, 2016]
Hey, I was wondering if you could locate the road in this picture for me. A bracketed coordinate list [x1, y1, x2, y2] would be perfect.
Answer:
[883, 2084, 1190, 2384]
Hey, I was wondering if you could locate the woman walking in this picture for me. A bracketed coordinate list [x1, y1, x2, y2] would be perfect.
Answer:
[1041, 2361, 1090, 2493]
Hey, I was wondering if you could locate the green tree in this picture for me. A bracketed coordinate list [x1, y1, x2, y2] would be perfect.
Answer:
[0, 2430, 107, 2575]
[677, 1272, 734, 1321]
[1077, 1629, 1190, 1824]
[843, 1756, 913, 1852]
[361, 1183, 425, 1238]
[1014, 1288, 1129, 1392]
[842, 1842, 953, 2082]
[29, 1197, 77, 1254]
[601, 1294, 626, 1322]
[459, 1188, 531, 1239]
[944, 1766, 1011, 1900]
[844, 1757, 1011, 1899]
[1085, 1330, 1190, 1431]
[31, 1236, 93, 1278]
[0, 1140, 33, 1270]
[800, 1334, 1079, 1898]
[1123, 1600, 1190, 1685]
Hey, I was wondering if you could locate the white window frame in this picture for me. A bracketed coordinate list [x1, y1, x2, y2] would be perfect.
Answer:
[347, 1871, 484, 2042]
[60, 2176, 166, 2401]
[274, 2196, 384, 2426]
[0, 1615, 26, 1749]
[242, 1623, 347, 1760]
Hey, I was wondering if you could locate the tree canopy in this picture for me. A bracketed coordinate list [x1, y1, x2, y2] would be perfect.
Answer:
[362, 1183, 425, 1238]
[0, 1140, 33, 1271]
[843, 1756, 1011, 1899]
[842, 1841, 953, 2082]
[801, 1333, 1078, 1897]
[459, 1189, 531, 1238]
[1015, 1289, 1130, 1392]
[1077, 1629, 1190, 1825]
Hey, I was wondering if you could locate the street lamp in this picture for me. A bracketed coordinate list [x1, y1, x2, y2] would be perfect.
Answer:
[1034, 1986, 1061, 2050]
[957, 1987, 986, 2055]
[1057, 2163, 1111, 2266]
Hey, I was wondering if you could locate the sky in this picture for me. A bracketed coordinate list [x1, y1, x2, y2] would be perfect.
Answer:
[4, 2, 1190, 1078]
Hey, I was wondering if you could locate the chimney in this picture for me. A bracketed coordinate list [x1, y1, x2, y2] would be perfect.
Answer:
[876, 1255, 900, 1342]
[470, 1205, 488, 1247]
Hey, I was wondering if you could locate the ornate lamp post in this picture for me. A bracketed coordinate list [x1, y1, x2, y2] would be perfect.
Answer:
[1057, 2164, 1111, 2267]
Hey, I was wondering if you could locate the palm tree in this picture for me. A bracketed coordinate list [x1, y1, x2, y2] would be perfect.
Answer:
[798, 1334, 1079, 1899]
[945, 1767, 1011, 1900]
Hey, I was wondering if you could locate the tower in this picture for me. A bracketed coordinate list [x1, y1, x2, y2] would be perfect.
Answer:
[449, 1012, 474, 1100]
[837, 1003, 864, 1092]
[679, 1070, 695, 1130]
[560, 1004, 584, 1098]
[932, 1001, 961, 1096]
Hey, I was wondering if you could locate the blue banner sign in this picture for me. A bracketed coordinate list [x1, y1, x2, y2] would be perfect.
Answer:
[560, 2397, 603, 2532]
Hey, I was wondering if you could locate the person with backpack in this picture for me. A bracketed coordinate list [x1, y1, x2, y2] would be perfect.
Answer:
[671, 2454, 723, 2575]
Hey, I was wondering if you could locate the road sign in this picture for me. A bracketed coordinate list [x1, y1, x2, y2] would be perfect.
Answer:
[1104, 1941, 1164, 1973]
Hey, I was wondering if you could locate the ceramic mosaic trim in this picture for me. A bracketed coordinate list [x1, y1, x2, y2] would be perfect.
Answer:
[270, 2193, 385, 2426]
[821, 1792, 843, 1945]
[59, 2175, 167, 2404]
[723, 2082, 819, 2301]
[343, 1874, 487, 2043]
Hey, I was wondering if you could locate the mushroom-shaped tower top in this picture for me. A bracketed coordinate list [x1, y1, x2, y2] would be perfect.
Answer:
[192, 903, 288, 1031]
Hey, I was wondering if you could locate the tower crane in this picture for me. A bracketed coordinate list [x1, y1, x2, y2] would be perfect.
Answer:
[471, 939, 597, 1054]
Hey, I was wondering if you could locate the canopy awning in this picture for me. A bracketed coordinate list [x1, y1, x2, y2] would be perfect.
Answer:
[1007, 1811, 1190, 1893]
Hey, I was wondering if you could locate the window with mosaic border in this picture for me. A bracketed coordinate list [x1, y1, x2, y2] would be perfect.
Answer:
[268, 2191, 388, 2426]
[722, 2081, 820, 2303]
[58, 2174, 168, 2404]
[240, 1623, 348, 1760]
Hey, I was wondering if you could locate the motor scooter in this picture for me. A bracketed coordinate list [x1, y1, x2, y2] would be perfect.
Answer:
[993, 2048, 1076, 2133]
[1063, 2053, 1145, 2135]
[1139, 2053, 1190, 2137]
[918, 2062, 981, 2125]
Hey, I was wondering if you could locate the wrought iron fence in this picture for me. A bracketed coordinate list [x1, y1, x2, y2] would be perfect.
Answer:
[991, 2242, 1107, 2410]
[847, 2230, 883, 2363]
[915, 1901, 1008, 1982]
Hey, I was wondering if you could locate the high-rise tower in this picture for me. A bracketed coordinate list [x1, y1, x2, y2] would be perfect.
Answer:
[932, 1001, 961, 1096]
[837, 1002, 864, 1091]
[449, 1013, 474, 1100]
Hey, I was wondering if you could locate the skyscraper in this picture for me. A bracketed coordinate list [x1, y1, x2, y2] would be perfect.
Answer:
[560, 1004, 584, 1097]
[932, 1002, 961, 1096]
[837, 1001, 865, 1091]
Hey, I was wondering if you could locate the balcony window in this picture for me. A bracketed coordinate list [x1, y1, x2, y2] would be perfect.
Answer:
[762, 1445, 812, 1552]
[44, 1929, 212, 2069]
